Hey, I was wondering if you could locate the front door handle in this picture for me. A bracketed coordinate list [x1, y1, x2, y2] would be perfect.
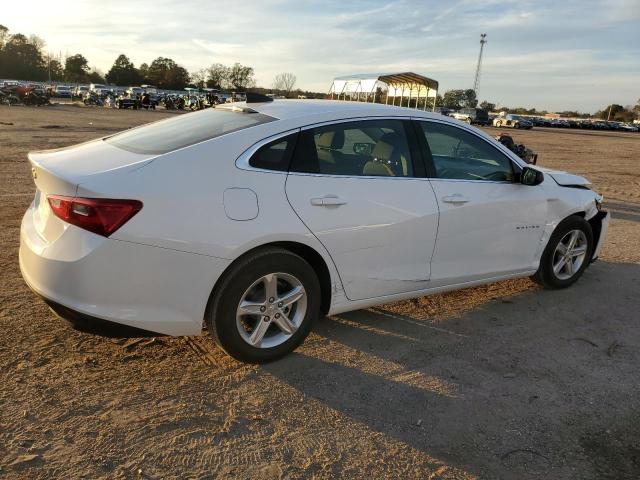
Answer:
[310, 195, 348, 207]
[442, 194, 470, 205]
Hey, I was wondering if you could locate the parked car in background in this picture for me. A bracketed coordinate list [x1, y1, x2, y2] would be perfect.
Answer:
[53, 85, 72, 98]
[0, 79, 20, 89]
[19, 99, 609, 362]
[493, 114, 533, 129]
[116, 90, 140, 109]
[89, 83, 109, 94]
[140, 85, 160, 107]
[449, 108, 490, 126]
[73, 85, 89, 98]
[126, 86, 143, 99]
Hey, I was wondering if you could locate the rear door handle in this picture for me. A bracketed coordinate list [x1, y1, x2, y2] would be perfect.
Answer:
[442, 194, 470, 205]
[310, 195, 348, 207]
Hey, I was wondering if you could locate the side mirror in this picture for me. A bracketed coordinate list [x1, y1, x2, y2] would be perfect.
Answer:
[521, 166, 544, 186]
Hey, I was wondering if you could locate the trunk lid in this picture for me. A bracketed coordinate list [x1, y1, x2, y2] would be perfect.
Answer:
[27, 138, 155, 242]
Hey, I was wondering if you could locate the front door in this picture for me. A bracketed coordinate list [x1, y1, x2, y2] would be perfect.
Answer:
[415, 119, 548, 284]
[285, 118, 439, 301]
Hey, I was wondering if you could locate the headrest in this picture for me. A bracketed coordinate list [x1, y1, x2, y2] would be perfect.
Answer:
[372, 133, 400, 161]
[317, 130, 345, 150]
[363, 161, 394, 177]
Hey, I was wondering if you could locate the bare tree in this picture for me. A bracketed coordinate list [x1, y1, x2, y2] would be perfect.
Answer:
[273, 72, 296, 96]
[0, 24, 9, 49]
[28, 34, 46, 50]
[206, 63, 229, 89]
[228, 63, 255, 90]
[191, 68, 207, 88]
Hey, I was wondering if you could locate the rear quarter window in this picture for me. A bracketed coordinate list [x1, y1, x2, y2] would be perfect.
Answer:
[105, 108, 276, 155]
[249, 133, 298, 172]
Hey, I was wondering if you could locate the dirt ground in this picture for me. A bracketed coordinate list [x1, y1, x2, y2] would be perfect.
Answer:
[1, 105, 639, 480]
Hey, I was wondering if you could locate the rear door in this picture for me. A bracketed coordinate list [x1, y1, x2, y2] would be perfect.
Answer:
[285, 118, 439, 301]
[414, 119, 548, 284]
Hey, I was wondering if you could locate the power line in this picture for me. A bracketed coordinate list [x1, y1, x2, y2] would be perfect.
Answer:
[473, 33, 487, 97]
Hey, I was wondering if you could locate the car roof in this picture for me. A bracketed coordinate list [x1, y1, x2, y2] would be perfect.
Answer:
[231, 99, 452, 122]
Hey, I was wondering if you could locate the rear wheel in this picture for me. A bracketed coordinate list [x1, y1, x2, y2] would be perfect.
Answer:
[495, 120, 502, 127]
[532, 216, 593, 289]
[207, 247, 320, 363]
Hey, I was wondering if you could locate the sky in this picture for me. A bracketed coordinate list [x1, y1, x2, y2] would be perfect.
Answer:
[3, 0, 639, 112]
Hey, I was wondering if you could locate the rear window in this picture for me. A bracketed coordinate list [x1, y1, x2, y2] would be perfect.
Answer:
[105, 108, 276, 155]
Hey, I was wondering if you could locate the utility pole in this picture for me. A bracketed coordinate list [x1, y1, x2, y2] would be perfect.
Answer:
[473, 33, 487, 97]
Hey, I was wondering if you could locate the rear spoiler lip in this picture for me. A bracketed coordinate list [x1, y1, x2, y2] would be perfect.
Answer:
[27, 152, 79, 197]
[28, 137, 105, 156]
[27, 137, 157, 194]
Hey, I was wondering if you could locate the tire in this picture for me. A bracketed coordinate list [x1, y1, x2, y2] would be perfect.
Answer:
[532, 215, 594, 289]
[496, 121, 502, 127]
[207, 247, 321, 363]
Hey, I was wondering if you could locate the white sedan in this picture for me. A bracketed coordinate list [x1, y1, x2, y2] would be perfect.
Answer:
[20, 97, 610, 362]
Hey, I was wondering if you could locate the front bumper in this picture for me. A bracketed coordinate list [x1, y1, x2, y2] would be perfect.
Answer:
[590, 210, 610, 261]
[19, 206, 230, 336]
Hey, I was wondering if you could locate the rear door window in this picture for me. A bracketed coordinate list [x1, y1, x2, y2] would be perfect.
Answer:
[105, 108, 276, 154]
[290, 119, 415, 177]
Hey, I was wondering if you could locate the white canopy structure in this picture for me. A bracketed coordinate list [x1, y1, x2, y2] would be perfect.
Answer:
[328, 72, 439, 111]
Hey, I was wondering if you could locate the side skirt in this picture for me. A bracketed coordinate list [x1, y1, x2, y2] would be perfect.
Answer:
[328, 270, 536, 316]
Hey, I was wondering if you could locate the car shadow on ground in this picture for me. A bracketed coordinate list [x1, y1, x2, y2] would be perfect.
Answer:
[266, 261, 640, 479]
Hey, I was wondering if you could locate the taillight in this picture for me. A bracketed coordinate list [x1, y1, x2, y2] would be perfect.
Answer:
[47, 195, 142, 237]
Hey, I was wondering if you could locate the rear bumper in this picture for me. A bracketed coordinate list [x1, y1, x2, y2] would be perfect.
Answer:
[40, 295, 162, 338]
[20, 206, 230, 336]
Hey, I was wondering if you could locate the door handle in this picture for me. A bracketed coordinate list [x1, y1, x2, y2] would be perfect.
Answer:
[442, 194, 470, 205]
[310, 195, 348, 207]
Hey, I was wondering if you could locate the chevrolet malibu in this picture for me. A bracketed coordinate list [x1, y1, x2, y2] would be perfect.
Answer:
[20, 97, 610, 362]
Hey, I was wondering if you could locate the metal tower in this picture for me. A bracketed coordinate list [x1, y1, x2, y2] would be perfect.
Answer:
[473, 33, 487, 95]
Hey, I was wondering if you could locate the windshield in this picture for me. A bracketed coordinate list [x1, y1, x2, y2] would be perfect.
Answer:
[105, 108, 276, 155]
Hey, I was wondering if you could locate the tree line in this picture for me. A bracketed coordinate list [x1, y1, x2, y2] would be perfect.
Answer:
[0, 25, 104, 84]
[0, 25, 301, 93]
[594, 103, 640, 122]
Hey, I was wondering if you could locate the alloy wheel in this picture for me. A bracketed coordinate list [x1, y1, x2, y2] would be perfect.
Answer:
[552, 229, 588, 280]
[236, 272, 307, 348]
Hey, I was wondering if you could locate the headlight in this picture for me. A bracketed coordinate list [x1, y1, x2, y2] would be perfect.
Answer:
[595, 193, 603, 212]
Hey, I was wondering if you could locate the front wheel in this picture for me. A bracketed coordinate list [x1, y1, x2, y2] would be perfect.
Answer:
[207, 247, 321, 363]
[532, 216, 594, 289]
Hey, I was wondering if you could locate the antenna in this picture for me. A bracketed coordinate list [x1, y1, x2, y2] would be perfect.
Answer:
[473, 33, 487, 96]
